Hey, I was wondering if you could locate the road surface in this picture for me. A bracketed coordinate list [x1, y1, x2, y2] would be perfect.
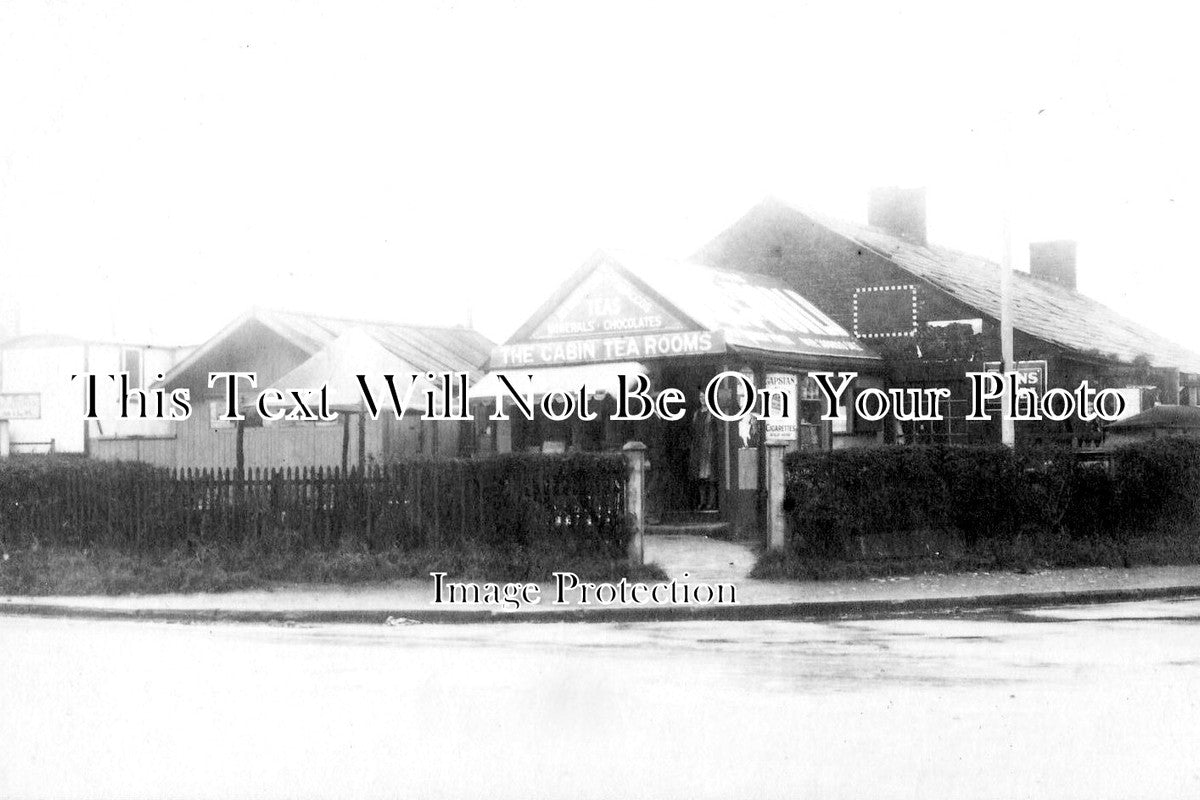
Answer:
[3, 600, 1200, 799]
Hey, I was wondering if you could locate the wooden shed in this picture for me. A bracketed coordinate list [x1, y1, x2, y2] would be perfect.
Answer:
[93, 309, 493, 469]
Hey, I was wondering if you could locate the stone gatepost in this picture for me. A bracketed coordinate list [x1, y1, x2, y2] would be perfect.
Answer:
[622, 441, 647, 565]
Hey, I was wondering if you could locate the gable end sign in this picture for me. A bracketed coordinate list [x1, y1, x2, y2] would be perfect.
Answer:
[0, 393, 41, 420]
[529, 264, 689, 341]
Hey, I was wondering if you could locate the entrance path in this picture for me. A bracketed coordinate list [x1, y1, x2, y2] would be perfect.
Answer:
[643, 533, 758, 583]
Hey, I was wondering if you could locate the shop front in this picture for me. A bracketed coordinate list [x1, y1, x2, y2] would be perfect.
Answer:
[472, 250, 883, 539]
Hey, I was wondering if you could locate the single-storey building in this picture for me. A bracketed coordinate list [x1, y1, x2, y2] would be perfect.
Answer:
[472, 248, 883, 534]
[93, 308, 493, 469]
[694, 191, 1200, 448]
[0, 334, 192, 456]
[1103, 405, 1200, 448]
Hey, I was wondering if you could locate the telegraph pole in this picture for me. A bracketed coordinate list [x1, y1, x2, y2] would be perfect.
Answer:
[999, 125, 1016, 447]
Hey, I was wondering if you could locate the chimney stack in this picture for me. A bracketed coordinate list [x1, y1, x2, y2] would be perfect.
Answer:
[868, 187, 927, 245]
[1029, 240, 1077, 290]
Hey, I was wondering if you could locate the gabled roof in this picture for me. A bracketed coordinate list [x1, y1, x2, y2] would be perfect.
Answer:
[0, 333, 193, 351]
[607, 250, 880, 360]
[160, 308, 494, 388]
[706, 197, 1200, 375]
[505, 249, 878, 365]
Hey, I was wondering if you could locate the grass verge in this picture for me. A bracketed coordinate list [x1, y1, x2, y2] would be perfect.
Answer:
[0, 545, 667, 596]
[751, 527, 1200, 582]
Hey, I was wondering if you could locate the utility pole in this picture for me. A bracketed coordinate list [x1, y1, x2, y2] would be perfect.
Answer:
[999, 127, 1016, 448]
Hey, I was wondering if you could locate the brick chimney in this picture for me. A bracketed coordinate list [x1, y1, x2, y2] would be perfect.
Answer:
[1029, 240, 1077, 290]
[867, 187, 927, 245]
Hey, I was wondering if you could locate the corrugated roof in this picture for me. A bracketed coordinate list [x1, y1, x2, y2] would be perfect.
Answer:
[264, 328, 432, 411]
[252, 309, 494, 378]
[605, 250, 879, 361]
[779, 201, 1200, 374]
[161, 308, 494, 388]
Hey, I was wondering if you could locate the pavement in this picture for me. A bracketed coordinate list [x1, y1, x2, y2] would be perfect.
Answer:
[4, 533, 1200, 624]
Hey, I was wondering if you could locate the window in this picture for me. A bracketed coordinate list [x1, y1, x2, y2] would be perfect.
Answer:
[209, 400, 235, 431]
[120, 348, 144, 390]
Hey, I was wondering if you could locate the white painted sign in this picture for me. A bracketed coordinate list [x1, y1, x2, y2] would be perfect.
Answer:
[764, 374, 797, 443]
[734, 373, 798, 444]
[0, 393, 41, 420]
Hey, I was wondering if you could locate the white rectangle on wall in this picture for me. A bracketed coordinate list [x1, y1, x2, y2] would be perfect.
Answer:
[0, 393, 41, 420]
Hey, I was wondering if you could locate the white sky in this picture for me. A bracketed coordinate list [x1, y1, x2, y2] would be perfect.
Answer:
[2, 1, 1198, 353]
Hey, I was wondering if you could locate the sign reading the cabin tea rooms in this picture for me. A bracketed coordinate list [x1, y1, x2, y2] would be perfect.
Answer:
[493, 330, 725, 368]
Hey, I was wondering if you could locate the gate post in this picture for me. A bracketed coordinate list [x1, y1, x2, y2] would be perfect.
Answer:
[766, 442, 787, 551]
[622, 441, 647, 565]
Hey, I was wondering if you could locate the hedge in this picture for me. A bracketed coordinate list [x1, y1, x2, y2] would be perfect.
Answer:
[783, 437, 1200, 561]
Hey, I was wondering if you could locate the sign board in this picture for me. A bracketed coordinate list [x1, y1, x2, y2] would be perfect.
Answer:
[529, 264, 688, 341]
[0, 393, 41, 420]
[732, 372, 798, 444]
[982, 360, 1048, 413]
[491, 330, 725, 368]
[763, 374, 797, 443]
[853, 284, 918, 339]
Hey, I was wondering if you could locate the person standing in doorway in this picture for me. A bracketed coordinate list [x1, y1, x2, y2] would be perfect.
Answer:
[689, 397, 717, 511]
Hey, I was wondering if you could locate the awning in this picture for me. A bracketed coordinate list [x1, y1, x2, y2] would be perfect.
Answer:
[470, 362, 648, 402]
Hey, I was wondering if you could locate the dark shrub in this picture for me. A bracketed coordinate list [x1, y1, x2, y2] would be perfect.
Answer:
[1111, 437, 1200, 529]
[782, 436, 1200, 570]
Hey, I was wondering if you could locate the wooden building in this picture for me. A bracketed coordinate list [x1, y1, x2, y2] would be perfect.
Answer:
[472, 249, 883, 536]
[93, 309, 493, 469]
[0, 334, 192, 456]
[695, 192, 1200, 447]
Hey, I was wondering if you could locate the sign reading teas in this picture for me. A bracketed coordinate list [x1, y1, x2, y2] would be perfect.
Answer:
[529, 265, 689, 340]
[493, 330, 725, 367]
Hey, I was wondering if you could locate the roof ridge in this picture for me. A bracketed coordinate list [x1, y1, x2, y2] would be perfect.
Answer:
[254, 306, 480, 333]
[766, 198, 1200, 373]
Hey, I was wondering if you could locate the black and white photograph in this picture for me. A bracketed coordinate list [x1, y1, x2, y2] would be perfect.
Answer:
[3, 2, 1200, 797]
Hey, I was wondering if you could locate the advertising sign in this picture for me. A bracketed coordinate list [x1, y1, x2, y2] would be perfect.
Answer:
[732, 372, 797, 444]
[852, 284, 919, 339]
[529, 264, 688, 341]
[491, 330, 725, 368]
[0, 393, 41, 420]
[982, 360, 1049, 412]
[763, 374, 797, 443]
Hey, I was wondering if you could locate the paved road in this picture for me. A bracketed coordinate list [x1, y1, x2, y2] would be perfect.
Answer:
[3, 600, 1200, 799]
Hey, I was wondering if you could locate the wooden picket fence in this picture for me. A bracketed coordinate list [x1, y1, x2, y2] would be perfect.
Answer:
[0, 454, 630, 555]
